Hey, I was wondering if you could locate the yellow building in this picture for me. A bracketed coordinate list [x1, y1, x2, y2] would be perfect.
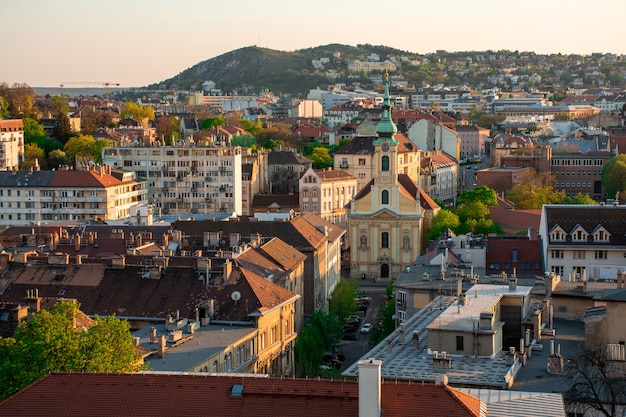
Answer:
[348, 73, 438, 280]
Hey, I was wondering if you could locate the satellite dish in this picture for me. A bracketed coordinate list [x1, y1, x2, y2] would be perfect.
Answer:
[231, 291, 241, 301]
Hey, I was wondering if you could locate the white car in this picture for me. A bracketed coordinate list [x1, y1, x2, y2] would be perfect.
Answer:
[360, 323, 373, 334]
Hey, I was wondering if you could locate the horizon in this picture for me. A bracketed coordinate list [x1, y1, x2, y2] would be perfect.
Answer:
[2, 0, 625, 87]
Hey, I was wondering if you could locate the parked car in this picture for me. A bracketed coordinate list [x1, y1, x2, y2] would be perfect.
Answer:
[360, 323, 373, 334]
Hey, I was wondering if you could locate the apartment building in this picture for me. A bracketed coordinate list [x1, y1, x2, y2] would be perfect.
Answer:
[539, 204, 626, 282]
[455, 124, 489, 160]
[299, 167, 357, 229]
[0, 166, 146, 226]
[550, 150, 611, 201]
[0, 119, 24, 171]
[102, 143, 243, 216]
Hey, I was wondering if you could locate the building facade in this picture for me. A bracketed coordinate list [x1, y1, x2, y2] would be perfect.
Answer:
[299, 167, 357, 229]
[0, 119, 24, 170]
[102, 142, 243, 216]
[0, 167, 146, 226]
[349, 73, 431, 280]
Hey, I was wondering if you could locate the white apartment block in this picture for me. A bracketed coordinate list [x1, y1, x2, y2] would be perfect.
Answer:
[299, 167, 357, 229]
[102, 144, 243, 216]
[0, 167, 146, 226]
[0, 119, 24, 171]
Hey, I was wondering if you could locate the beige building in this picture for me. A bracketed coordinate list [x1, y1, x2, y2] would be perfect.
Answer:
[334, 133, 421, 193]
[0, 166, 147, 226]
[348, 73, 436, 280]
[102, 141, 243, 216]
[299, 167, 357, 230]
[0, 119, 24, 171]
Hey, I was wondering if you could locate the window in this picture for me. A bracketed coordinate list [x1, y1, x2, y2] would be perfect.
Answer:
[456, 336, 464, 351]
[381, 155, 390, 171]
[595, 250, 608, 260]
[552, 265, 563, 275]
[381, 190, 389, 204]
[358, 158, 366, 166]
[397, 290, 406, 306]
[551, 250, 564, 259]
[381, 232, 389, 248]
[573, 250, 585, 259]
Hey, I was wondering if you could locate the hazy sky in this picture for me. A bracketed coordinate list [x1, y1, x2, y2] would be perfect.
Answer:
[2, 0, 624, 87]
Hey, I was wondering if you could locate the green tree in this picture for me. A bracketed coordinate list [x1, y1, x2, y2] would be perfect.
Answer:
[428, 209, 460, 240]
[201, 116, 225, 131]
[50, 96, 69, 116]
[21, 143, 45, 170]
[370, 295, 396, 346]
[328, 278, 357, 324]
[64, 134, 105, 167]
[53, 112, 74, 144]
[120, 102, 155, 121]
[45, 149, 70, 169]
[308, 147, 333, 169]
[457, 186, 498, 206]
[0, 300, 143, 401]
[263, 139, 281, 150]
[456, 201, 490, 223]
[240, 118, 263, 136]
[22, 117, 47, 143]
[564, 193, 598, 205]
[294, 310, 341, 377]
[231, 134, 257, 148]
[601, 154, 626, 201]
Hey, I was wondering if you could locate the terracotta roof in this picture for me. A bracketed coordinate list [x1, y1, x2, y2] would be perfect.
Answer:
[239, 267, 299, 315]
[51, 170, 124, 188]
[234, 247, 289, 284]
[489, 206, 541, 233]
[0, 372, 480, 417]
[486, 238, 543, 277]
[260, 237, 306, 271]
[315, 168, 356, 181]
[299, 212, 346, 243]
[0, 119, 24, 130]
[289, 215, 327, 250]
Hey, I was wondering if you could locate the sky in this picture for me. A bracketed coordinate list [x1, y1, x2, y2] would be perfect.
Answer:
[2, 0, 625, 87]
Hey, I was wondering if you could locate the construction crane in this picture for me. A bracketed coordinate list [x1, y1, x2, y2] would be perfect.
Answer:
[59, 81, 120, 101]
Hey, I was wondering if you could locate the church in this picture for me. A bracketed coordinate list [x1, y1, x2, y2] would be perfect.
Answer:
[348, 72, 439, 280]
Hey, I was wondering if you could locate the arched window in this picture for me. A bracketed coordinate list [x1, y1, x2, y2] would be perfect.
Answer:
[213, 360, 218, 373]
[312, 189, 318, 198]
[381, 155, 390, 171]
[381, 190, 389, 204]
[381, 232, 389, 248]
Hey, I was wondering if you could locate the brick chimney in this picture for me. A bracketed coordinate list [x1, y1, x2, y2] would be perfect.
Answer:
[358, 359, 381, 417]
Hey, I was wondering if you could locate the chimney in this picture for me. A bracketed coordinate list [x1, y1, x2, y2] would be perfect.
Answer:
[509, 276, 517, 291]
[74, 234, 81, 252]
[149, 327, 157, 343]
[158, 335, 167, 358]
[358, 359, 381, 417]
[223, 260, 233, 282]
[582, 279, 588, 293]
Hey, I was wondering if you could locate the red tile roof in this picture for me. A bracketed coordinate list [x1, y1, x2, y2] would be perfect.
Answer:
[51, 170, 124, 188]
[0, 372, 480, 417]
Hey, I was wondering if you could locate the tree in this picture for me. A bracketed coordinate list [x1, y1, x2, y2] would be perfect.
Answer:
[457, 186, 498, 207]
[602, 154, 626, 201]
[50, 96, 69, 116]
[201, 116, 224, 131]
[63, 134, 106, 167]
[564, 193, 598, 205]
[428, 209, 460, 240]
[53, 112, 74, 144]
[0, 300, 143, 401]
[21, 143, 45, 170]
[563, 343, 626, 417]
[120, 102, 155, 122]
[240, 118, 263, 136]
[328, 278, 357, 324]
[308, 147, 333, 169]
[45, 149, 70, 169]
[230, 134, 257, 148]
[22, 117, 47, 143]
[506, 170, 566, 209]
[294, 310, 341, 377]
[155, 114, 179, 143]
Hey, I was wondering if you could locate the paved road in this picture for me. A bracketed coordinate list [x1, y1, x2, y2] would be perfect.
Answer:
[339, 278, 390, 370]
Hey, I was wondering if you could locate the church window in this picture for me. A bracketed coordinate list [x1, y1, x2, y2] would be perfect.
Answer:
[381, 190, 389, 204]
[381, 155, 390, 171]
[381, 232, 389, 248]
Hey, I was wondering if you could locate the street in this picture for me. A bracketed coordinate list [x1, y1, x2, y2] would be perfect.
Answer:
[339, 278, 390, 369]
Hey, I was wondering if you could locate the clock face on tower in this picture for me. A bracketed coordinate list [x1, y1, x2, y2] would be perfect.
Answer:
[381, 143, 389, 152]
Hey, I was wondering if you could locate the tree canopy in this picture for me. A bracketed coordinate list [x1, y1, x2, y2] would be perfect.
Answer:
[601, 154, 626, 202]
[428, 209, 460, 240]
[457, 186, 498, 206]
[64, 134, 112, 166]
[0, 300, 143, 401]
[308, 147, 333, 169]
[120, 102, 155, 121]
[506, 170, 566, 209]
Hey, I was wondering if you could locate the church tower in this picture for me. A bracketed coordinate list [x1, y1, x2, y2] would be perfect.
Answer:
[349, 71, 434, 281]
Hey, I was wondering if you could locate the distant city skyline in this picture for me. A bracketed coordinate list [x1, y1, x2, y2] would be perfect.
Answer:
[2, 0, 625, 88]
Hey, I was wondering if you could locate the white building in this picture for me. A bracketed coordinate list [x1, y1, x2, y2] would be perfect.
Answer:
[0, 119, 24, 171]
[102, 144, 243, 216]
[0, 166, 147, 226]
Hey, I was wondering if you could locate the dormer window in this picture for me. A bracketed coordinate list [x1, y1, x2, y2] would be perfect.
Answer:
[570, 225, 588, 242]
[550, 226, 566, 242]
[593, 226, 611, 243]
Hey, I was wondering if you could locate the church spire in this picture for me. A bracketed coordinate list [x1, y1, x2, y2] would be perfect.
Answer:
[374, 70, 398, 144]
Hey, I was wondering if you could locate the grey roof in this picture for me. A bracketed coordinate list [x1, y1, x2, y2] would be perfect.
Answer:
[460, 389, 566, 417]
[267, 150, 311, 165]
[0, 171, 56, 187]
[543, 205, 626, 246]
